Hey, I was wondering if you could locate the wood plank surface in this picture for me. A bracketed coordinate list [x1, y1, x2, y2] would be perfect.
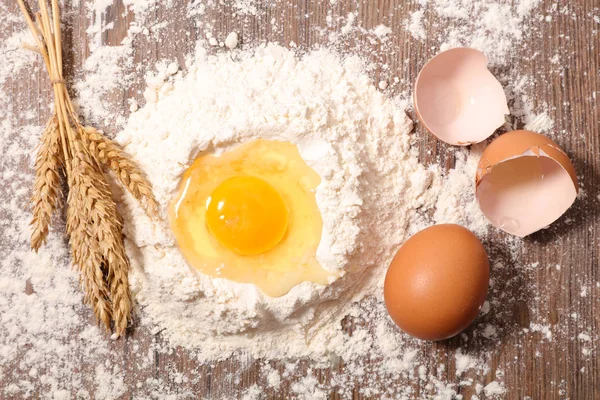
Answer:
[1, 0, 599, 399]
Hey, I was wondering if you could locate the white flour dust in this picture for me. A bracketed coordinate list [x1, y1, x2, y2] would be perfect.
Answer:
[118, 42, 437, 360]
[1, 0, 599, 398]
[406, 0, 543, 65]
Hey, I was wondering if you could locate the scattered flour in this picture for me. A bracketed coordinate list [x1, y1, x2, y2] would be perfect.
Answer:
[266, 369, 281, 389]
[407, 10, 426, 40]
[73, 4, 136, 127]
[433, 146, 489, 236]
[482, 324, 497, 339]
[1, 0, 596, 398]
[578, 333, 591, 342]
[529, 323, 553, 342]
[225, 31, 239, 49]
[484, 381, 507, 397]
[372, 24, 392, 40]
[455, 350, 479, 376]
[406, 0, 543, 65]
[0, 29, 37, 86]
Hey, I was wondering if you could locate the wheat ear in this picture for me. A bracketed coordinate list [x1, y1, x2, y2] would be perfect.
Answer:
[102, 239, 132, 337]
[68, 221, 113, 331]
[67, 141, 132, 335]
[18, 0, 151, 336]
[82, 126, 159, 218]
[30, 117, 63, 251]
[66, 154, 113, 330]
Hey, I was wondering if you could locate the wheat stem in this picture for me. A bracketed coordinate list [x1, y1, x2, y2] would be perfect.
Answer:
[16, 0, 51, 71]
[18, 0, 156, 336]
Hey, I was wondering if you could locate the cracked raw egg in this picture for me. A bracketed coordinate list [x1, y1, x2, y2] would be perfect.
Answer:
[169, 139, 336, 297]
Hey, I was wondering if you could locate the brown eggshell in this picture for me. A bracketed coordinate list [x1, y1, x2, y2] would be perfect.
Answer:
[384, 224, 490, 341]
[414, 48, 509, 146]
[476, 130, 578, 237]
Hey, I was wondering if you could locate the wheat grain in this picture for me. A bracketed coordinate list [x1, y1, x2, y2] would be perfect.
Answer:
[65, 151, 112, 330]
[18, 0, 146, 337]
[103, 245, 132, 337]
[30, 117, 63, 251]
[67, 142, 133, 333]
[82, 126, 159, 218]
[68, 219, 112, 330]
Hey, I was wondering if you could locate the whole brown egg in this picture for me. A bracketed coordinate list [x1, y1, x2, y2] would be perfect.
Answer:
[384, 224, 490, 341]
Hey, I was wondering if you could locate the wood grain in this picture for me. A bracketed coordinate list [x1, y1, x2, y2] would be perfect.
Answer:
[2, 0, 599, 398]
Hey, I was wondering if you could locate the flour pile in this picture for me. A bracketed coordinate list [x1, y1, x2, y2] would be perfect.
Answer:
[117, 43, 438, 360]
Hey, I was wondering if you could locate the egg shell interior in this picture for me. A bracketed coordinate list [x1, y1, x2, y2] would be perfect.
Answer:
[476, 130, 578, 237]
[414, 48, 509, 145]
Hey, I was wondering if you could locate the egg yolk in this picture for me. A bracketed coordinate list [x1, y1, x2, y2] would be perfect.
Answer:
[169, 139, 338, 297]
[205, 176, 288, 256]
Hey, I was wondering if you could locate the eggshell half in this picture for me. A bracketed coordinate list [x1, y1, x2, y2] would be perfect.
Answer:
[414, 48, 509, 146]
[476, 130, 578, 237]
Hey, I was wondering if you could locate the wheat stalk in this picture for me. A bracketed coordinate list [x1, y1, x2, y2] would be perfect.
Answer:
[82, 126, 159, 217]
[102, 239, 132, 337]
[18, 0, 157, 337]
[30, 116, 62, 251]
[69, 139, 133, 336]
[67, 196, 112, 331]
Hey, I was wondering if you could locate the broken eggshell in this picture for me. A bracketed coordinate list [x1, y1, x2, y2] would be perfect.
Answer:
[476, 130, 578, 237]
[414, 48, 509, 146]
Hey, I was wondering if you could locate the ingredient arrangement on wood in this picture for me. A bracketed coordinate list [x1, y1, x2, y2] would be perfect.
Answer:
[1, 0, 597, 398]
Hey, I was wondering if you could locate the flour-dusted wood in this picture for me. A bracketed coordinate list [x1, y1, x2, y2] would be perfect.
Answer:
[1, 0, 599, 399]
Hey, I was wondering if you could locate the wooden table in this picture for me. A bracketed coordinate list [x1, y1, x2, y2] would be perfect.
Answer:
[3, 0, 599, 398]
